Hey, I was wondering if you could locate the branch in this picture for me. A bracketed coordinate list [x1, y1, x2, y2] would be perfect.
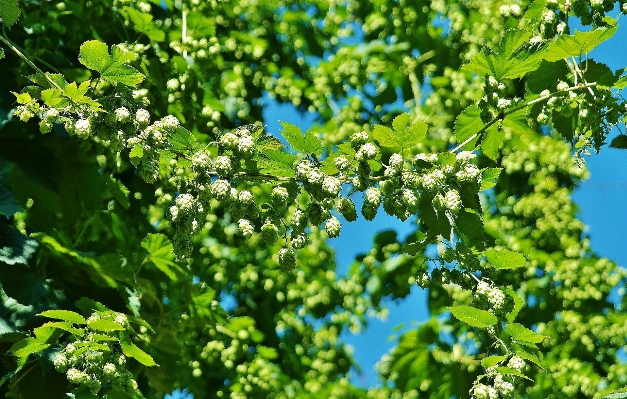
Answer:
[450, 82, 598, 153]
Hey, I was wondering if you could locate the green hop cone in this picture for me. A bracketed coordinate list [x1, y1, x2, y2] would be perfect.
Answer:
[260, 222, 279, 245]
[325, 216, 341, 238]
[337, 198, 357, 222]
[278, 247, 296, 270]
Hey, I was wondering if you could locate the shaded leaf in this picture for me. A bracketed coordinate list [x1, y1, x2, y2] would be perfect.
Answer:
[141, 233, 184, 280]
[0, 0, 20, 26]
[120, 333, 157, 366]
[454, 106, 483, 150]
[610, 135, 627, 149]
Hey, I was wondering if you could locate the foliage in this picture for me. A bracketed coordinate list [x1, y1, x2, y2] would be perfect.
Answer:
[1, 0, 627, 398]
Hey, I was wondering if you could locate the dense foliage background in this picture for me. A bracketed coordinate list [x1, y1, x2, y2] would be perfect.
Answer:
[1, 0, 627, 398]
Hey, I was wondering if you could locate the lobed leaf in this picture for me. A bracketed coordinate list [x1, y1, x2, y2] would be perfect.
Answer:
[545, 21, 617, 62]
[481, 355, 507, 368]
[279, 121, 322, 155]
[78, 40, 145, 86]
[141, 233, 184, 280]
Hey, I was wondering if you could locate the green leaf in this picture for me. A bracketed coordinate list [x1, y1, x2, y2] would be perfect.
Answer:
[372, 125, 397, 148]
[10, 338, 50, 358]
[454, 106, 483, 150]
[12, 92, 31, 104]
[506, 323, 548, 344]
[122, 7, 165, 42]
[545, 22, 618, 62]
[141, 233, 184, 280]
[526, 60, 570, 94]
[78, 41, 145, 86]
[373, 114, 427, 149]
[257, 149, 296, 177]
[602, 386, 627, 399]
[120, 333, 157, 366]
[0, 0, 20, 27]
[463, 29, 545, 79]
[169, 127, 196, 153]
[0, 223, 38, 265]
[0, 47, 4, 59]
[512, 342, 544, 369]
[481, 126, 505, 160]
[495, 366, 534, 381]
[504, 287, 524, 323]
[449, 306, 497, 328]
[480, 168, 502, 190]
[88, 319, 124, 332]
[38, 310, 87, 325]
[481, 355, 507, 368]
[610, 135, 627, 149]
[485, 249, 526, 269]
[279, 121, 322, 155]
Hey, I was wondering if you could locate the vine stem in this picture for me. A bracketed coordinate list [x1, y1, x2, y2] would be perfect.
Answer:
[0, 32, 62, 90]
[449, 82, 598, 153]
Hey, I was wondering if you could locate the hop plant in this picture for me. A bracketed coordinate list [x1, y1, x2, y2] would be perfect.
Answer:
[278, 247, 296, 270]
[260, 221, 279, 245]
[325, 216, 341, 238]
[211, 179, 231, 201]
[238, 219, 254, 238]
[74, 118, 92, 138]
[337, 198, 357, 222]
[214, 155, 233, 176]
[271, 186, 289, 211]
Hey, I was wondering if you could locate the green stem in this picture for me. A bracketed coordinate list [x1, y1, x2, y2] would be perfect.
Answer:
[0, 32, 62, 90]
[450, 82, 598, 153]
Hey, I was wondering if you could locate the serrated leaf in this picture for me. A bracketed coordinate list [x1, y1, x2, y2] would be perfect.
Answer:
[392, 113, 411, 133]
[41, 88, 69, 108]
[463, 29, 545, 79]
[454, 106, 483, 150]
[122, 7, 165, 42]
[141, 233, 184, 280]
[12, 91, 31, 104]
[120, 333, 157, 366]
[88, 319, 124, 332]
[0, 0, 21, 27]
[481, 355, 507, 368]
[610, 135, 627, 149]
[480, 168, 502, 190]
[485, 249, 526, 269]
[507, 323, 547, 344]
[602, 386, 627, 399]
[169, 127, 195, 153]
[279, 121, 322, 155]
[482, 126, 505, 160]
[374, 116, 427, 149]
[38, 310, 87, 324]
[526, 60, 570, 94]
[449, 306, 497, 328]
[0, 47, 4, 59]
[372, 124, 397, 147]
[545, 22, 617, 62]
[78, 40, 145, 86]
[512, 343, 544, 368]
